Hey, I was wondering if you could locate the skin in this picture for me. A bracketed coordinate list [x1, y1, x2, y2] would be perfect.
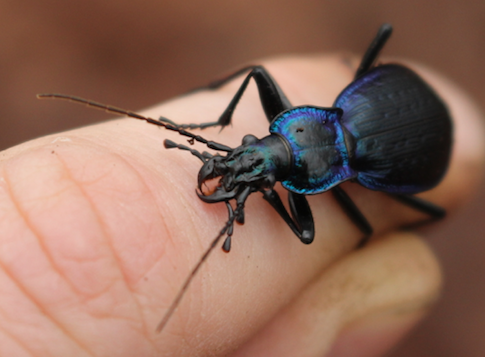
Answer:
[0, 54, 483, 357]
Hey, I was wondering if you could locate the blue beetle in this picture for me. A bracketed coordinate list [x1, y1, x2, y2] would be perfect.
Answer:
[38, 24, 453, 332]
[161, 23, 452, 251]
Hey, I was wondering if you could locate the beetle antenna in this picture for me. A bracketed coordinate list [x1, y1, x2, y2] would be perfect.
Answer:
[37, 94, 234, 153]
[156, 186, 251, 332]
[157, 204, 239, 332]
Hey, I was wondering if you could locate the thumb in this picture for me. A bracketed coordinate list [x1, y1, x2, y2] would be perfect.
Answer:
[232, 232, 442, 357]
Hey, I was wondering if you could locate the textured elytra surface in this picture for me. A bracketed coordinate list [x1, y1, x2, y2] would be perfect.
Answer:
[334, 64, 452, 193]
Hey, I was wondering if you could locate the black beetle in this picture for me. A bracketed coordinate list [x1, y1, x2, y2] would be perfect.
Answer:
[38, 23, 452, 332]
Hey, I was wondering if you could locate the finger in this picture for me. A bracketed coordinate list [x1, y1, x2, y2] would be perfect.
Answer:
[229, 232, 442, 357]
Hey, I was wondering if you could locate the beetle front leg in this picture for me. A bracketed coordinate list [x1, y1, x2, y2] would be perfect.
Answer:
[288, 192, 315, 244]
[262, 189, 315, 244]
[331, 186, 373, 248]
[222, 202, 235, 252]
[159, 65, 293, 130]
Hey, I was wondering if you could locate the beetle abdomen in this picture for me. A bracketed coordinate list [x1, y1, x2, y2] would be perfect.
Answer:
[334, 64, 452, 193]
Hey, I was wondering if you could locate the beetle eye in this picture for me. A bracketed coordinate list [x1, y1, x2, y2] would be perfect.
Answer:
[242, 134, 258, 145]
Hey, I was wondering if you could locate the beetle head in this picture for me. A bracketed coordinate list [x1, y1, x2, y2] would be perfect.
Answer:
[197, 134, 279, 203]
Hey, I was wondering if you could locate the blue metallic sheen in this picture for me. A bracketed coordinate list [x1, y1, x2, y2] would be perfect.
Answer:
[270, 106, 356, 194]
[334, 64, 451, 193]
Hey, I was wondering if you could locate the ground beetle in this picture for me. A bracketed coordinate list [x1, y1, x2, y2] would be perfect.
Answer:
[38, 23, 453, 332]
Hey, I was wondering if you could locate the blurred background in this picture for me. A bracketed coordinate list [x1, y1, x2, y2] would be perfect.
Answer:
[0, 1, 483, 355]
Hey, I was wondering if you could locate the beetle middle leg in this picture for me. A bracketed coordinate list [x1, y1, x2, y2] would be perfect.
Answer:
[159, 65, 293, 129]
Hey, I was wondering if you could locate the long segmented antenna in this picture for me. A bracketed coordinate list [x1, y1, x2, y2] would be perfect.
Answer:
[156, 185, 251, 332]
[37, 94, 234, 153]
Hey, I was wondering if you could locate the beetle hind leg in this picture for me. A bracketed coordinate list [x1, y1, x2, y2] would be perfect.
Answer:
[389, 194, 446, 228]
[355, 24, 393, 79]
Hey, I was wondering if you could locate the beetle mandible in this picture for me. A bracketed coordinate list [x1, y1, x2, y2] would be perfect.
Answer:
[38, 23, 453, 332]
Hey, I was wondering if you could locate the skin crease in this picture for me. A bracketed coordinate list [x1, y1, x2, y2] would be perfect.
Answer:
[0, 54, 483, 357]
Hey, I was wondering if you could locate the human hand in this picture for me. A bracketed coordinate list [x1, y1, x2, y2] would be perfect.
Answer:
[0, 54, 483, 356]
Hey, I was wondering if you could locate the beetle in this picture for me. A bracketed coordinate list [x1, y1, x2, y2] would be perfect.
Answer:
[38, 23, 453, 332]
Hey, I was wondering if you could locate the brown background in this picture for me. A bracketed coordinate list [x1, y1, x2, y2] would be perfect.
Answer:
[1, 1, 484, 356]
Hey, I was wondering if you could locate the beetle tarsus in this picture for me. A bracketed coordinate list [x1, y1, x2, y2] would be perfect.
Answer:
[222, 236, 231, 252]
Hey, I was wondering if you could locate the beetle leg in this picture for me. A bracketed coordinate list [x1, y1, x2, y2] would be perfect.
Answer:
[194, 65, 262, 92]
[262, 189, 299, 235]
[355, 24, 393, 79]
[160, 66, 293, 130]
[288, 192, 315, 244]
[262, 189, 315, 244]
[331, 186, 373, 248]
[217, 65, 293, 125]
[388, 194, 446, 224]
